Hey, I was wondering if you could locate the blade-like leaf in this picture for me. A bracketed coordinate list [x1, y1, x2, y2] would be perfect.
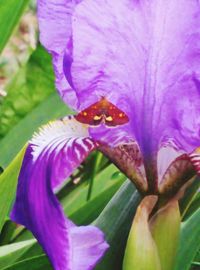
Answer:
[0, 240, 36, 269]
[123, 196, 160, 270]
[0, 221, 17, 245]
[94, 181, 141, 270]
[2, 254, 51, 270]
[0, 0, 29, 54]
[0, 147, 26, 232]
[61, 165, 126, 224]
[181, 192, 200, 221]
[150, 200, 180, 270]
[0, 93, 70, 169]
[175, 208, 200, 270]
[179, 177, 200, 220]
[0, 45, 71, 143]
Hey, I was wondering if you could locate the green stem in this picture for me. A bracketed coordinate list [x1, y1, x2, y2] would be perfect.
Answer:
[87, 152, 103, 201]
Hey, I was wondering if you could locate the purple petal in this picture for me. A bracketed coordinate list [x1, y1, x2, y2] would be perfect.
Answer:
[37, 0, 74, 54]
[69, 0, 200, 153]
[89, 124, 132, 148]
[69, 1, 138, 112]
[39, 0, 200, 146]
[38, 0, 200, 183]
[10, 117, 108, 270]
[69, 226, 109, 269]
[37, 0, 79, 107]
[31, 117, 98, 189]
[72, 0, 200, 181]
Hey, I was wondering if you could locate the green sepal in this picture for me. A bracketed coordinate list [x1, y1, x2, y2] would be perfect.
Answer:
[150, 200, 181, 270]
[123, 195, 161, 270]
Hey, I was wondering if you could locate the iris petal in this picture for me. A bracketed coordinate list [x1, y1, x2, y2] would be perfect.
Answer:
[71, 0, 200, 182]
[70, 0, 200, 153]
[30, 117, 98, 189]
[37, 0, 79, 107]
[70, 226, 109, 269]
[37, 0, 75, 54]
[38, 0, 200, 185]
[10, 117, 108, 270]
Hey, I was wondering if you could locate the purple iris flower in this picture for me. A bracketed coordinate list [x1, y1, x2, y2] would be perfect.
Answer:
[10, 0, 200, 269]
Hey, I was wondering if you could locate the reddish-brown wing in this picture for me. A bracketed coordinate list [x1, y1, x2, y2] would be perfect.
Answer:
[105, 103, 129, 126]
[75, 100, 103, 125]
[75, 97, 129, 126]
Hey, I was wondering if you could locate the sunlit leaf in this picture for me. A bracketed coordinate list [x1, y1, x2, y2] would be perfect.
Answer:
[175, 208, 200, 270]
[0, 0, 29, 54]
[63, 164, 125, 225]
[123, 196, 161, 270]
[0, 240, 36, 269]
[0, 93, 70, 169]
[0, 45, 56, 139]
[2, 254, 51, 270]
[94, 181, 141, 270]
[0, 147, 26, 232]
[150, 200, 180, 270]
[179, 177, 200, 220]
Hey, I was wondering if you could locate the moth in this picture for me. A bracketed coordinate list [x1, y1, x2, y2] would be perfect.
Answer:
[75, 97, 129, 126]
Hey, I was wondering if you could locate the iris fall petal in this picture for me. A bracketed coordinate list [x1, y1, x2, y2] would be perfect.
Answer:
[11, 117, 108, 270]
[38, 0, 200, 181]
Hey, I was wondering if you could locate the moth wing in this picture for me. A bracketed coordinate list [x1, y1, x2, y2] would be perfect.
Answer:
[105, 102, 129, 126]
[75, 101, 103, 126]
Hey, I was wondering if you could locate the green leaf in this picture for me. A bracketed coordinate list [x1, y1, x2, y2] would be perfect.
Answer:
[175, 208, 200, 270]
[179, 176, 200, 220]
[2, 254, 52, 270]
[182, 192, 200, 221]
[87, 152, 103, 200]
[0, 93, 71, 169]
[94, 181, 141, 270]
[0, 221, 17, 245]
[0, 240, 36, 269]
[63, 165, 125, 225]
[0, 45, 57, 139]
[123, 196, 161, 270]
[0, 147, 26, 232]
[0, 46, 73, 169]
[150, 200, 181, 270]
[192, 240, 200, 267]
[0, 0, 29, 54]
[192, 261, 200, 266]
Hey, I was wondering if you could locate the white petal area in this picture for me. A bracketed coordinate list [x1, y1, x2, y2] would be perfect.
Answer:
[157, 143, 185, 183]
[30, 116, 98, 189]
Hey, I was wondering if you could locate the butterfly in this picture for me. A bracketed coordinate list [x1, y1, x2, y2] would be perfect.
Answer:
[75, 97, 129, 126]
